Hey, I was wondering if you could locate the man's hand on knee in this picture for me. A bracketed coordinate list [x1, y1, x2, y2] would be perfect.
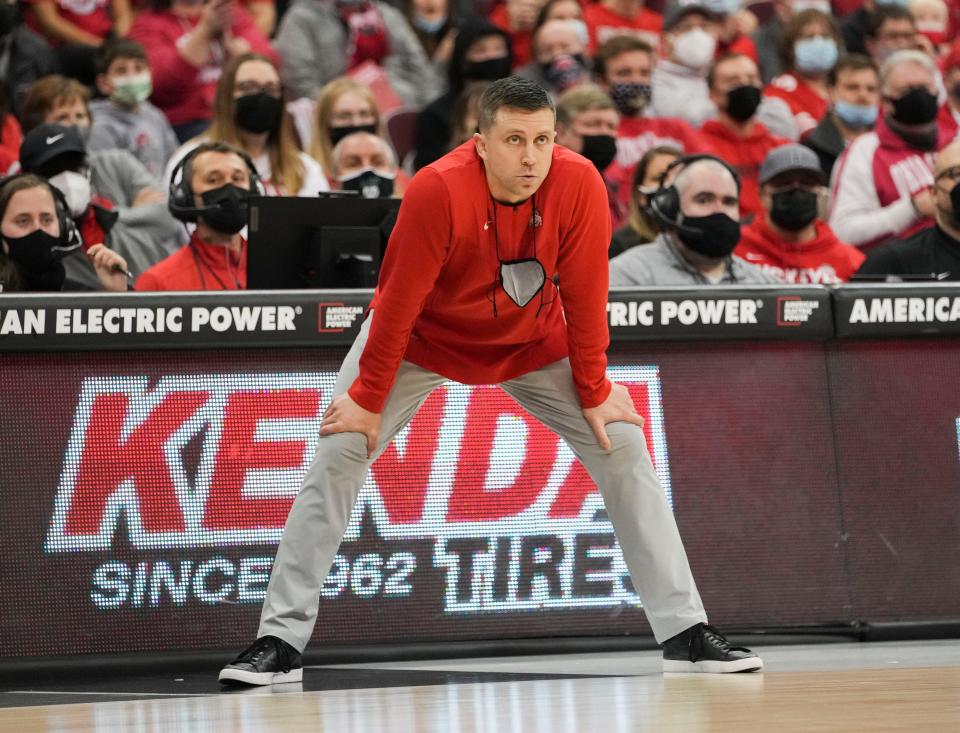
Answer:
[320, 394, 382, 458]
[582, 383, 645, 452]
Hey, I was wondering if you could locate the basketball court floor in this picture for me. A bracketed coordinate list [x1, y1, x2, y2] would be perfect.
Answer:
[1, 639, 957, 731]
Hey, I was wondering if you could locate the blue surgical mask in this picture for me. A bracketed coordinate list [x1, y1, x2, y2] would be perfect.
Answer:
[794, 36, 839, 74]
[834, 100, 878, 130]
[413, 13, 446, 33]
[875, 0, 908, 6]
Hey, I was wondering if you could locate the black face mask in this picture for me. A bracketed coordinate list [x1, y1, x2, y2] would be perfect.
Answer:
[542, 53, 586, 92]
[339, 168, 395, 198]
[199, 184, 250, 234]
[464, 56, 512, 83]
[677, 212, 741, 258]
[889, 87, 939, 126]
[3, 229, 68, 291]
[329, 123, 378, 147]
[725, 85, 762, 122]
[234, 93, 283, 134]
[580, 134, 617, 172]
[770, 188, 819, 231]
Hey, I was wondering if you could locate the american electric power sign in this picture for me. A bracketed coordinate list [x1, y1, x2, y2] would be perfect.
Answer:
[44, 368, 671, 616]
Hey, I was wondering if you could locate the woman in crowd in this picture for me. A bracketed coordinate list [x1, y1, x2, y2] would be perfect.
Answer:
[404, 0, 458, 75]
[0, 173, 127, 292]
[166, 53, 329, 197]
[310, 77, 382, 179]
[610, 145, 680, 258]
[764, 9, 843, 137]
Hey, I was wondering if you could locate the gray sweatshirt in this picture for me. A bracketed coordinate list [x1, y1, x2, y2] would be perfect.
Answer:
[88, 99, 180, 180]
[274, 0, 443, 105]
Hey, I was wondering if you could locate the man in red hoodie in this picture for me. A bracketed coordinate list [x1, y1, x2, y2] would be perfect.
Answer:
[737, 144, 865, 283]
[700, 53, 791, 219]
[135, 141, 259, 290]
[219, 77, 762, 687]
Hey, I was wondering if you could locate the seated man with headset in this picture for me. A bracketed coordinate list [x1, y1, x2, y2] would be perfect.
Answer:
[135, 141, 265, 291]
[608, 154, 779, 286]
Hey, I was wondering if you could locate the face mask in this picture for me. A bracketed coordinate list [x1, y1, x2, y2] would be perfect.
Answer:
[677, 212, 741, 257]
[542, 54, 586, 92]
[580, 134, 617, 171]
[199, 184, 250, 234]
[329, 123, 378, 147]
[339, 167, 395, 198]
[888, 87, 939, 126]
[112, 72, 152, 106]
[499, 258, 546, 308]
[725, 85, 762, 122]
[235, 92, 283, 135]
[464, 56, 512, 83]
[833, 99, 878, 130]
[609, 82, 651, 116]
[875, 0, 908, 6]
[413, 13, 446, 33]
[48, 170, 92, 218]
[703, 0, 739, 14]
[769, 187, 819, 231]
[673, 28, 717, 69]
[791, 0, 831, 12]
[3, 229, 70, 291]
[794, 37, 838, 75]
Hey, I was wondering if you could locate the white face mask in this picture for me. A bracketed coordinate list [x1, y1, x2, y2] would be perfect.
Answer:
[791, 0, 831, 12]
[49, 170, 92, 218]
[672, 28, 717, 70]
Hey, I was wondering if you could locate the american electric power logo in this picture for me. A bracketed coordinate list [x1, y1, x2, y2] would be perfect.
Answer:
[45, 369, 672, 615]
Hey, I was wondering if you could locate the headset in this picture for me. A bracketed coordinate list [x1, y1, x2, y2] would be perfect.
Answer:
[647, 154, 742, 236]
[0, 172, 83, 252]
[168, 143, 266, 223]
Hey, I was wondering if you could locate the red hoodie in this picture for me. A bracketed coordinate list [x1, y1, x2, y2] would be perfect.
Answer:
[736, 218, 865, 284]
[128, 9, 278, 126]
[135, 231, 246, 291]
[349, 141, 613, 414]
[699, 119, 790, 220]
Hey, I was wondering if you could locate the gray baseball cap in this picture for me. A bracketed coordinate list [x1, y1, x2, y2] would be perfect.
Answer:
[758, 144, 826, 185]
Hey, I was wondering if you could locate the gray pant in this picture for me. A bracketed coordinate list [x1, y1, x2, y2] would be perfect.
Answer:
[259, 317, 706, 648]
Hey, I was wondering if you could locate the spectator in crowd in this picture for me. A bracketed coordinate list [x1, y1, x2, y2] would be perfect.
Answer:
[864, 6, 918, 66]
[610, 155, 778, 284]
[0, 0, 57, 118]
[714, 0, 760, 62]
[128, 0, 278, 142]
[610, 144, 681, 257]
[763, 9, 841, 137]
[936, 45, 960, 138]
[701, 53, 791, 218]
[554, 84, 622, 223]
[841, 0, 882, 56]
[583, 0, 662, 53]
[804, 54, 880, 177]
[330, 131, 403, 197]
[518, 19, 589, 96]
[89, 37, 179, 179]
[857, 138, 960, 278]
[413, 18, 512, 170]
[737, 144, 865, 282]
[829, 50, 951, 249]
[137, 141, 259, 290]
[449, 81, 491, 147]
[404, 0, 458, 75]
[274, 0, 441, 107]
[310, 77, 382, 179]
[489, 0, 544, 67]
[910, 0, 949, 57]
[167, 53, 329, 197]
[21, 74, 90, 131]
[536, 0, 585, 30]
[0, 172, 128, 292]
[0, 87, 22, 177]
[753, 0, 833, 84]
[242, 0, 276, 37]
[24, 0, 131, 86]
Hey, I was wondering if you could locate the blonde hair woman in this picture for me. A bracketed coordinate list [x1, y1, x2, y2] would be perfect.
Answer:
[310, 78, 382, 177]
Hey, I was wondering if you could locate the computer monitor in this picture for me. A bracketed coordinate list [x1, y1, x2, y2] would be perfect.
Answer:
[246, 193, 401, 289]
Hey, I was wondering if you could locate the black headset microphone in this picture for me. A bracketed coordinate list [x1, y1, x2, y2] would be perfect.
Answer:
[644, 154, 743, 237]
[168, 145, 266, 224]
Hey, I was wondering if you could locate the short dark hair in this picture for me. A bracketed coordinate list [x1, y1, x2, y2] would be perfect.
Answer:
[184, 140, 249, 187]
[477, 76, 555, 131]
[95, 36, 148, 77]
[593, 35, 654, 82]
[827, 53, 878, 87]
[707, 53, 754, 91]
[866, 5, 915, 39]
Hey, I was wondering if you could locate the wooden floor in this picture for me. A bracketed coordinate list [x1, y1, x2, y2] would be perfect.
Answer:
[2, 640, 958, 732]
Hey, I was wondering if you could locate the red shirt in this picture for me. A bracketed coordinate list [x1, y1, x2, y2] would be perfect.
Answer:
[764, 72, 829, 137]
[736, 218, 865, 283]
[699, 119, 790, 220]
[349, 141, 613, 414]
[25, 0, 113, 45]
[0, 114, 22, 176]
[583, 2, 662, 54]
[489, 4, 533, 68]
[718, 33, 757, 63]
[937, 101, 960, 142]
[135, 231, 246, 291]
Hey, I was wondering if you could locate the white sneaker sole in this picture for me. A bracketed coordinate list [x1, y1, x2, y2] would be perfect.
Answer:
[218, 667, 303, 686]
[663, 657, 764, 674]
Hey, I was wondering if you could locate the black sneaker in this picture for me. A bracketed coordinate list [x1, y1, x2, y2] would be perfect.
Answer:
[662, 623, 763, 673]
[219, 635, 303, 686]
